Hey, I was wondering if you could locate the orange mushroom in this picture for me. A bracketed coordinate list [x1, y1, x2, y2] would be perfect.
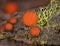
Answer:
[5, 23, 13, 31]
[22, 11, 38, 26]
[29, 27, 41, 37]
[4, 2, 18, 15]
[10, 18, 17, 24]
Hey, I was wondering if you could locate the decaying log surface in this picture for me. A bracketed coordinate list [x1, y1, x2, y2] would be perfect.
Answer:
[0, 0, 50, 11]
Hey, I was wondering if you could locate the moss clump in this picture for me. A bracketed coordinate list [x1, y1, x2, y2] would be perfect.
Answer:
[36, 0, 60, 28]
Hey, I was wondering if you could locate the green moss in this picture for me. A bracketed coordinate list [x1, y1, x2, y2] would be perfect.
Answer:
[36, 0, 60, 28]
[0, 32, 9, 39]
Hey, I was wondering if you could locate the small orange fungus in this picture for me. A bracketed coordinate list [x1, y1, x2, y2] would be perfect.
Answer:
[5, 2, 18, 15]
[22, 11, 38, 26]
[10, 18, 17, 24]
[5, 23, 13, 31]
[29, 27, 41, 37]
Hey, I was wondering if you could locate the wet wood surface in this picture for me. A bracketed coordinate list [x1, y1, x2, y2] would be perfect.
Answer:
[0, 0, 50, 11]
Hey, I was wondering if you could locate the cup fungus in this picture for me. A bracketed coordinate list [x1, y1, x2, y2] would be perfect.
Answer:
[4, 2, 18, 15]
[22, 11, 38, 26]
[10, 18, 17, 24]
[29, 27, 41, 37]
[5, 23, 13, 31]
